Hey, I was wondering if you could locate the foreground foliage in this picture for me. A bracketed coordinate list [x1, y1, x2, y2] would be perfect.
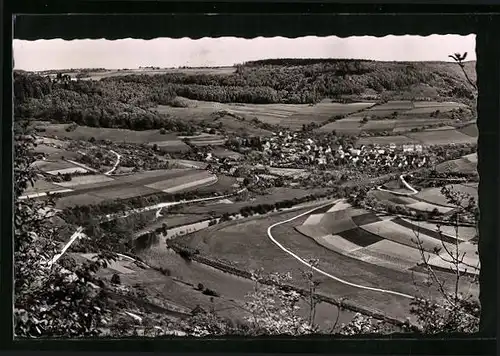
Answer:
[14, 122, 117, 337]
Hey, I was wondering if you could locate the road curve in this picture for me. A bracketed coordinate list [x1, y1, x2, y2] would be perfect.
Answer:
[104, 150, 121, 176]
[376, 174, 419, 196]
[266, 201, 416, 300]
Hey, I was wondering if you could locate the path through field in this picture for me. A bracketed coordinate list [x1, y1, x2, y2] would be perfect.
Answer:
[266, 201, 416, 300]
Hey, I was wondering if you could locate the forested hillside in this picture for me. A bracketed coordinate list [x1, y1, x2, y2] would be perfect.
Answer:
[14, 59, 476, 131]
[101, 59, 477, 103]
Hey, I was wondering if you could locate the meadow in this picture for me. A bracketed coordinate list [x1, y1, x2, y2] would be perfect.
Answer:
[135, 243, 357, 330]
[157, 99, 376, 130]
[435, 154, 478, 173]
[414, 183, 478, 207]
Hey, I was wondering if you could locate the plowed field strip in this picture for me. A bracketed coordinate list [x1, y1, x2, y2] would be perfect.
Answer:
[392, 217, 459, 244]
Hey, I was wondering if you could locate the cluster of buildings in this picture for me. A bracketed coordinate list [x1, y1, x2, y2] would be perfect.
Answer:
[250, 132, 431, 170]
[331, 144, 429, 169]
[193, 132, 433, 182]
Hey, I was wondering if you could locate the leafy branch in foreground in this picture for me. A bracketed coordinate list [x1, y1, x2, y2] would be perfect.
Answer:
[14, 122, 119, 338]
[449, 52, 477, 91]
[409, 185, 480, 334]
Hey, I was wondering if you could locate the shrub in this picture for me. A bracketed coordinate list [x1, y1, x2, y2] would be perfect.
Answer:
[159, 128, 167, 135]
[202, 288, 220, 297]
[159, 267, 171, 276]
[197, 283, 205, 291]
[169, 97, 189, 108]
[65, 123, 78, 132]
[208, 219, 218, 226]
[111, 273, 121, 285]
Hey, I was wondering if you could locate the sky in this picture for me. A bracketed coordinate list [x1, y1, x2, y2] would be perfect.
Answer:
[13, 34, 476, 71]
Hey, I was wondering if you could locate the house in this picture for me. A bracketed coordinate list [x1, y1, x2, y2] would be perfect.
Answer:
[350, 148, 361, 156]
[403, 144, 415, 152]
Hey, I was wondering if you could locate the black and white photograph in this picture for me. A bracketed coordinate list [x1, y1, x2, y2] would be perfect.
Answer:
[13, 32, 479, 338]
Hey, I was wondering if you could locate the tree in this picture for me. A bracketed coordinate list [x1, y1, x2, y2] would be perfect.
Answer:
[448, 52, 477, 91]
[111, 273, 121, 285]
[14, 121, 119, 338]
[244, 270, 313, 335]
[409, 185, 480, 333]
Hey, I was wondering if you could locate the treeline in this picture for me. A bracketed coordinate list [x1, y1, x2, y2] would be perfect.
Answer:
[14, 73, 201, 133]
[242, 58, 375, 67]
[427, 143, 477, 163]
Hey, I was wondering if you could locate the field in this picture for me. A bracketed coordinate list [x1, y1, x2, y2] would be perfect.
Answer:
[356, 126, 477, 147]
[158, 100, 376, 130]
[393, 217, 461, 244]
[406, 201, 455, 214]
[215, 115, 274, 136]
[35, 123, 192, 152]
[176, 187, 327, 216]
[166, 159, 207, 169]
[366, 100, 416, 111]
[425, 242, 479, 274]
[177, 203, 481, 321]
[360, 219, 454, 253]
[191, 174, 240, 195]
[179, 209, 418, 315]
[314, 234, 362, 254]
[322, 115, 454, 135]
[317, 120, 363, 135]
[133, 214, 213, 238]
[304, 99, 476, 145]
[89, 185, 160, 200]
[135, 243, 357, 330]
[349, 240, 424, 271]
[414, 183, 478, 207]
[458, 122, 479, 137]
[144, 171, 216, 193]
[406, 129, 477, 145]
[33, 159, 79, 172]
[435, 155, 478, 174]
[356, 135, 419, 146]
[54, 174, 115, 188]
[55, 193, 106, 209]
[397, 218, 477, 242]
[113, 169, 191, 183]
[212, 148, 243, 160]
[337, 227, 385, 247]
[148, 140, 191, 152]
[45, 169, 226, 207]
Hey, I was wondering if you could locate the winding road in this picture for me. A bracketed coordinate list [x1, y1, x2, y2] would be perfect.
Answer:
[104, 150, 121, 176]
[266, 200, 416, 300]
[376, 174, 419, 196]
